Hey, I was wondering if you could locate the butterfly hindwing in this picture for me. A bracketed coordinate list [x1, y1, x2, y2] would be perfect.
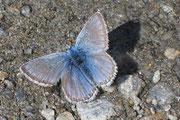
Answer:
[76, 12, 109, 51]
[61, 64, 98, 103]
[85, 51, 117, 87]
[20, 53, 68, 87]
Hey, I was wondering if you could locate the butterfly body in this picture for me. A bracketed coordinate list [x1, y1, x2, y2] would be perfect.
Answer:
[68, 47, 86, 67]
[20, 12, 118, 103]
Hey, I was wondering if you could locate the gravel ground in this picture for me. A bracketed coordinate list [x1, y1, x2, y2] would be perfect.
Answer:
[0, 0, 180, 119]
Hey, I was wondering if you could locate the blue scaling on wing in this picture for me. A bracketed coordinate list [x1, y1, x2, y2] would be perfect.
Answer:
[75, 12, 118, 87]
[75, 12, 109, 51]
[61, 60, 98, 103]
[20, 53, 69, 87]
[61, 47, 98, 103]
[85, 51, 117, 87]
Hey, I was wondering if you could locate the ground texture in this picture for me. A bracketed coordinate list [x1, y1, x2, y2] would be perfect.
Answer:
[0, 0, 180, 119]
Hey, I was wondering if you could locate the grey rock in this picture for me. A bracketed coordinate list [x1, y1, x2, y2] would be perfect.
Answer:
[24, 105, 37, 116]
[3, 90, 14, 100]
[147, 83, 176, 105]
[152, 70, 161, 83]
[0, 71, 8, 81]
[40, 108, 55, 120]
[163, 104, 171, 112]
[164, 48, 179, 60]
[4, 80, 15, 89]
[24, 48, 33, 55]
[0, 115, 7, 120]
[76, 99, 118, 120]
[117, 75, 142, 105]
[15, 88, 27, 103]
[3, 0, 15, 5]
[0, 28, 5, 36]
[21, 5, 31, 17]
[167, 114, 178, 120]
[0, 57, 3, 63]
[175, 56, 180, 80]
[56, 111, 74, 120]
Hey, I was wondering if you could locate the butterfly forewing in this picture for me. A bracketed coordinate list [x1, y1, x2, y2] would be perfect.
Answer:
[20, 53, 68, 87]
[76, 12, 109, 51]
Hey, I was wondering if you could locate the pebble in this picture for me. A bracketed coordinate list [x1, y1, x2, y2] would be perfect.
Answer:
[4, 80, 15, 89]
[3, 90, 14, 100]
[146, 98, 152, 103]
[117, 75, 142, 105]
[24, 105, 36, 116]
[3, 0, 15, 5]
[76, 99, 118, 120]
[24, 48, 33, 55]
[133, 105, 140, 111]
[0, 13, 3, 20]
[101, 85, 116, 93]
[152, 70, 161, 83]
[161, 5, 174, 14]
[147, 83, 175, 105]
[0, 115, 7, 120]
[167, 114, 178, 120]
[0, 57, 3, 63]
[15, 88, 27, 103]
[150, 107, 155, 114]
[40, 108, 55, 120]
[21, 5, 31, 17]
[152, 99, 158, 106]
[163, 104, 171, 112]
[175, 56, 180, 80]
[56, 111, 74, 120]
[164, 48, 180, 60]
[0, 71, 8, 82]
[0, 28, 5, 35]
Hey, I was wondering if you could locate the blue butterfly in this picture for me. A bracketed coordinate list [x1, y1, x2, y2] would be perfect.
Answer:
[20, 12, 118, 103]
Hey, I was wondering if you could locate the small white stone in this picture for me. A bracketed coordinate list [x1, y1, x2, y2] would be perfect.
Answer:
[71, 105, 76, 112]
[101, 85, 116, 93]
[0, 71, 8, 82]
[40, 108, 55, 120]
[167, 114, 178, 120]
[146, 98, 152, 103]
[150, 107, 155, 114]
[21, 5, 31, 17]
[117, 75, 142, 105]
[133, 105, 140, 111]
[162, 5, 174, 14]
[4, 80, 14, 89]
[163, 105, 171, 111]
[164, 48, 179, 60]
[152, 99, 157, 106]
[152, 70, 161, 83]
[56, 111, 74, 120]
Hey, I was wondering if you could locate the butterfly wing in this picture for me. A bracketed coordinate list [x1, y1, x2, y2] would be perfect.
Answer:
[61, 64, 98, 103]
[20, 53, 68, 87]
[85, 51, 117, 87]
[75, 12, 108, 51]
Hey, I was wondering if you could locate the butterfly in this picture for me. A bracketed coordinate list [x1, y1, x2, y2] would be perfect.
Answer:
[20, 12, 118, 103]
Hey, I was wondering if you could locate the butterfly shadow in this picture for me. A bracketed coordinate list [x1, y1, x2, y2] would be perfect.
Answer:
[108, 19, 140, 79]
